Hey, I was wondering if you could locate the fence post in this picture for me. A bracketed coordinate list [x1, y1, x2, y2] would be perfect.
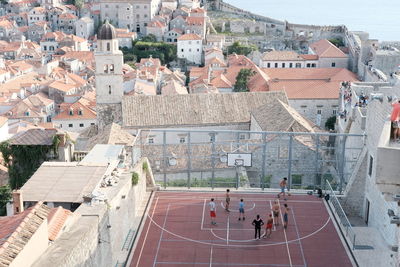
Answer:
[261, 132, 267, 190]
[339, 135, 347, 193]
[163, 131, 167, 189]
[187, 131, 191, 189]
[287, 135, 293, 190]
[314, 136, 320, 191]
[211, 133, 216, 190]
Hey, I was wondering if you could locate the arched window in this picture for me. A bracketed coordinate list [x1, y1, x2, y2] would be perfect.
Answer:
[104, 64, 108, 73]
[110, 64, 114, 73]
[107, 42, 110, 51]
[108, 85, 112, 94]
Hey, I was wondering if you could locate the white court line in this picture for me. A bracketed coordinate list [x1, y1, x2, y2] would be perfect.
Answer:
[146, 208, 331, 248]
[221, 202, 256, 212]
[136, 197, 159, 267]
[269, 200, 276, 231]
[209, 246, 213, 267]
[291, 208, 307, 267]
[226, 216, 230, 245]
[153, 203, 170, 267]
[201, 199, 206, 230]
[279, 199, 293, 267]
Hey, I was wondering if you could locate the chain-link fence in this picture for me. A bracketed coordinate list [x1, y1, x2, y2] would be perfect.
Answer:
[132, 129, 364, 193]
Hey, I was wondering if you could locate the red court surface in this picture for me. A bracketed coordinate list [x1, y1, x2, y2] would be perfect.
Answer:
[131, 192, 354, 267]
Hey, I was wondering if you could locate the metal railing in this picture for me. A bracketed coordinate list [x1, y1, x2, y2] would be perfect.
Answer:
[326, 180, 356, 250]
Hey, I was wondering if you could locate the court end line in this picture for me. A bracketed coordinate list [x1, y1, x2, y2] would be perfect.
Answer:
[269, 200, 276, 232]
[291, 208, 307, 267]
[153, 203, 170, 267]
[136, 197, 159, 267]
[278, 199, 293, 267]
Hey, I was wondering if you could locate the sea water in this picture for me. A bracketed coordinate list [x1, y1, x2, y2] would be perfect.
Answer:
[226, 0, 400, 41]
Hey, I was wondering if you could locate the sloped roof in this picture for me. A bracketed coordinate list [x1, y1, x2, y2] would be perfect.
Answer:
[309, 39, 348, 58]
[251, 100, 319, 133]
[9, 128, 57, 145]
[178, 33, 202, 41]
[122, 92, 288, 128]
[0, 202, 50, 265]
[20, 162, 107, 203]
[47, 207, 72, 241]
[263, 68, 358, 99]
[261, 51, 303, 61]
[53, 101, 96, 121]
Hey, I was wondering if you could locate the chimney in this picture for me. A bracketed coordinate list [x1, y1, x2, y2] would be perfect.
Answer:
[12, 190, 23, 214]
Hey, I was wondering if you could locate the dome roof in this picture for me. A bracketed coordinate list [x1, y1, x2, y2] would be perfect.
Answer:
[98, 21, 116, 40]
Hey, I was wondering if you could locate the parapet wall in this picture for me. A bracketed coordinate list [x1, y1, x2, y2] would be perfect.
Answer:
[32, 158, 154, 267]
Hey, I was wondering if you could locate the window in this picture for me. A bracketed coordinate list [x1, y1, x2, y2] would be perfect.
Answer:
[69, 110, 73, 115]
[289, 63, 293, 68]
[317, 109, 322, 114]
[368, 155, 373, 176]
[68, 123, 73, 128]
[60, 124, 62, 128]
[300, 105, 307, 108]
[110, 64, 114, 73]
[144, 14, 147, 18]
[189, 48, 191, 52]
[136, 14, 140, 18]
[148, 138, 154, 144]
[239, 134, 245, 140]
[267, 63, 270, 68]
[181, 49, 184, 52]
[295, 63, 301, 68]
[108, 85, 112, 94]
[306, 63, 311, 67]
[209, 134, 216, 142]
[282, 63, 285, 68]
[127, 7, 130, 10]
[79, 123, 84, 127]
[78, 110, 83, 115]
[91, 123, 95, 126]
[311, 63, 316, 67]
[107, 42, 110, 51]
[43, 45, 47, 51]
[179, 137, 186, 143]
[25, 111, 30, 116]
[144, 5, 147, 9]
[104, 64, 108, 73]
[274, 63, 278, 68]
[333, 110, 337, 115]
[105, 4, 108, 8]
[197, 49, 199, 52]
[331, 62, 336, 67]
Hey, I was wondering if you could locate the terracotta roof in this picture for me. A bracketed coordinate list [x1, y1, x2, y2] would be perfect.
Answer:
[0, 202, 50, 265]
[53, 101, 96, 120]
[162, 80, 188, 95]
[263, 68, 358, 99]
[122, 92, 288, 128]
[300, 54, 319, 60]
[9, 128, 57, 145]
[309, 39, 348, 58]
[49, 80, 76, 92]
[0, 20, 14, 30]
[186, 16, 205, 26]
[261, 51, 303, 61]
[178, 33, 202, 41]
[59, 13, 77, 20]
[47, 207, 72, 241]
[147, 20, 166, 28]
[190, 7, 206, 13]
[210, 73, 232, 88]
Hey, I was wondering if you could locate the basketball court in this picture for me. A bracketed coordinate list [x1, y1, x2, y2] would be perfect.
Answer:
[130, 191, 355, 267]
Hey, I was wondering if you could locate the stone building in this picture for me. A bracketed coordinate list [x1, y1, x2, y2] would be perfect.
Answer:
[95, 21, 124, 129]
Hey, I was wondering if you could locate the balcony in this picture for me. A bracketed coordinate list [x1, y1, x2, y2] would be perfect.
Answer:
[375, 121, 400, 200]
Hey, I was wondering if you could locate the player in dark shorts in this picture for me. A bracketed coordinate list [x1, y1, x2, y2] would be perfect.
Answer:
[252, 214, 264, 240]
[225, 189, 230, 212]
[263, 214, 273, 238]
[283, 203, 290, 229]
[272, 200, 280, 226]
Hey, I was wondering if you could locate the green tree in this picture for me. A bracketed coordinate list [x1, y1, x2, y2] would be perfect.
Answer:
[234, 68, 256, 92]
[141, 34, 157, 42]
[227, 41, 258, 56]
[0, 185, 11, 216]
[328, 38, 344, 47]
[325, 116, 336, 130]
[74, 0, 84, 9]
